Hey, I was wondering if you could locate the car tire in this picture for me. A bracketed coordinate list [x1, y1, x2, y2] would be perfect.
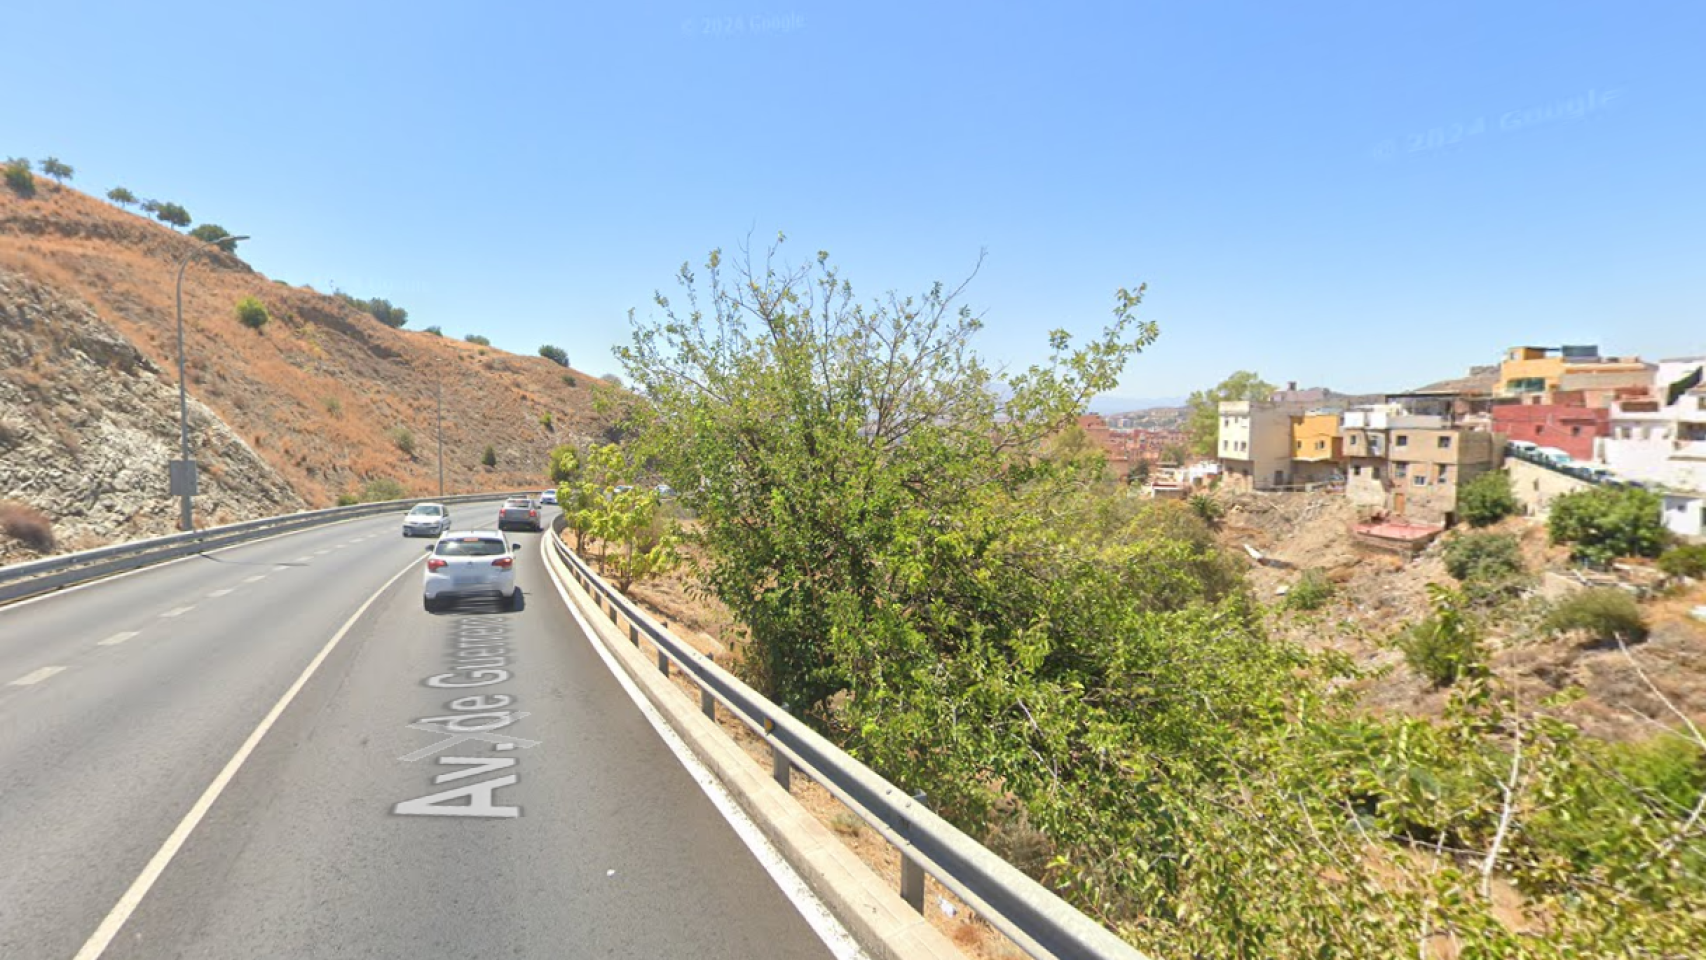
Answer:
[501, 590, 518, 612]
[423, 596, 439, 612]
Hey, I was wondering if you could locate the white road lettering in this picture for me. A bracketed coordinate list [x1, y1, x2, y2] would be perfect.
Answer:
[397, 615, 529, 817]
[393, 774, 520, 818]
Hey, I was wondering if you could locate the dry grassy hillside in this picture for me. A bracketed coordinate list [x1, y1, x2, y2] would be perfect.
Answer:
[0, 179, 617, 555]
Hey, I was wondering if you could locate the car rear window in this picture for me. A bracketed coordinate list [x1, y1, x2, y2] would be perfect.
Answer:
[435, 538, 506, 557]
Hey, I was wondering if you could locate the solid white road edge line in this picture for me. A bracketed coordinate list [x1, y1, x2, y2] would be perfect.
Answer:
[538, 537, 868, 960]
[70, 554, 423, 960]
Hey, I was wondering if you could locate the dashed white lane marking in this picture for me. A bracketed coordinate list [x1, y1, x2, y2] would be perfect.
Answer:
[293, 556, 313, 564]
[333, 544, 348, 550]
[272, 565, 290, 573]
[98, 631, 140, 647]
[313, 550, 331, 557]
[159, 606, 194, 618]
[207, 589, 233, 598]
[70, 555, 423, 960]
[9, 666, 66, 686]
[242, 575, 266, 584]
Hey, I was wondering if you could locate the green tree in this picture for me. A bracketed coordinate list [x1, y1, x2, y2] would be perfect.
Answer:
[365, 297, 407, 328]
[1184, 371, 1275, 456]
[481, 445, 497, 468]
[1458, 469, 1518, 527]
[1442, 531, 1524, 584]
[234, 295, 270, 333]
[2, 158, 35, 197]
[140, 199, 162, 215]
[391, 426, 417, 458]
[1399, 584, 1485, 687]
[422, 325, 442, 336]
[599, 372, 624, 387]
[106, 186, 137, 208]
[538, 344, 570, 367]
[153, 201, 192, 228]
[1658, 543, 1706, 579]
[1128, 459, 1152, 485]
[464, 334, 491, 346]
[1548, 485, 1669, 566]
[190, 223, 241, 252]
[546, 444, 581, 485]
[39, 156, 72, 183]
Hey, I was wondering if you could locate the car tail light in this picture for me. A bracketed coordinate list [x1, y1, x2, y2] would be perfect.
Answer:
[427, 558, 448, 571]
[492, 557, 513, 569]
[529, 510, 537, 518]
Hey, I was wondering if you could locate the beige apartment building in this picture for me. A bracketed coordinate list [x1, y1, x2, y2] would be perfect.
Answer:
[1218, 400, 1310, 490]
[1385, 425, 1503, 525]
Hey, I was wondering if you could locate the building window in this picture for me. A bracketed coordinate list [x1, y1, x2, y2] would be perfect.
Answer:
[1395, 435, 1409, 447]
[1571, 426, 1582, 437]
[1438, 464, 1450, 482]
[1414, 475, 1427, 486]
[1372, 466, 1382, 480]
[1316, 440, 1326, 450]
[1395, 463, 1408, 479]
[1349, 434, 1360, 446]
[1437, 435, 1452, 449]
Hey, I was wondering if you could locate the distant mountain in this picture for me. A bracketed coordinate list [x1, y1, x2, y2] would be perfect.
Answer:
[1088, 395, 1186, 415]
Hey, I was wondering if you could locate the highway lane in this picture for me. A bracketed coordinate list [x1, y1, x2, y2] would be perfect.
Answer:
[0, 501, 500, 958]
[0, 512, 847, 959]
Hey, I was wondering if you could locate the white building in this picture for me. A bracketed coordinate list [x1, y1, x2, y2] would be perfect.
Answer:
[1596, 358, 1706, 494]
[1218, 400, 1310, 490]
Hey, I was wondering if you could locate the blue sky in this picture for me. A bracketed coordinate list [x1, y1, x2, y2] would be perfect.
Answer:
[6, 1, 1701, 407]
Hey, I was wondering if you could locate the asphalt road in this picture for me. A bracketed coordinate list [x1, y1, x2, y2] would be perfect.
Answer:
[0, 503, 845, 959]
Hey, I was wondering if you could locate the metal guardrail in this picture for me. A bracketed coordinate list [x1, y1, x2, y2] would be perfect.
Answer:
[547, 521, 1150, 960]
[0, 491, 530, 605]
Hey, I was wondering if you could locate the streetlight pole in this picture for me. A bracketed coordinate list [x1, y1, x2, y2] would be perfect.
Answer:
[437, 378, 445, 498]
[173, 234, 250, 531]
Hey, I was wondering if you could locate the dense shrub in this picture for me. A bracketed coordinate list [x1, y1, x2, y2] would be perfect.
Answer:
[3, 158, 35, 197]
[234, 296, 269, 333]
[190, 223, 240, 251]
[361, 478, 406, 503]
[333, 291, 408, 328]
[422, 325, 442, 336]
[1658, 543, 1706, 579]
[599, 372, 624, 387]
[335, 493, 360, 507]
[464, 334, 491, 346]
[539, 412, 554, 431]
[1399, 585, 1485, 686]
[153, 201, 192, 228]
[1544, 587, 1650, 643]
[1443, 531, 1524, 583]
[1284, 568, 1335, 611]
[1549, 486, 1669, 566]
[0, 501, 55, 552]
[1457, 469, 1518, 527]
[390, 426, 417, 458]
[538, 344, 570, 367]
[1188, 492, 1225, 526]
[324, 397, 342, 417]
[562, 374, 578, 388]
[481, 445, 498, 468]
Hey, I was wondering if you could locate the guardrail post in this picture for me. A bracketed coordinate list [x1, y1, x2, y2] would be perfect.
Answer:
[657, 648, 670, 677]
[701, 653, 716, 719]
[901, 790, 928, 913]
[767, 705, 791, 792]
[629, 622, 640, 646]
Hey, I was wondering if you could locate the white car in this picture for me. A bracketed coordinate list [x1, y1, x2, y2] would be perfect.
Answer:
[424, 531, 520, 611]
[402, 502, 452, 537]
[539, 489, 558, 506]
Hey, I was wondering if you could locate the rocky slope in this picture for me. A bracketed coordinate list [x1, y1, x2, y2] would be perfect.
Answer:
[0, 180, 617, 561]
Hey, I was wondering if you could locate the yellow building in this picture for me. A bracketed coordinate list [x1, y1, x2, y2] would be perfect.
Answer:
[1499, 345, 1650, 399]
[1289, 413, 1343, 483]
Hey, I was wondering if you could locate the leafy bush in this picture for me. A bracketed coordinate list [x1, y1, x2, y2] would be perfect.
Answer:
[3, 158, 35, 197]
[482, 445, 497, 468]
[562, 374, 578, 388]
[422, 325, 442, 336]
[539, 412, 554, 431]
[538, 344, 570, 367]
[464, 334, 491, 346]
[153, 201, 192, 228]
[190, 223, 240, 252]
[324, 397, 342, 417]
[390, 426, 417, 458]
[0, 501, 55, 552]
[1658, 543, 1706, 579]
[1443, 531, 1524, 583]
[599, 372, 623, 387]
[1544, 587, 1650, 643]
[1188, 492, 1225, 526]
[335, 493, 360, 507]
[1549, 486, 1669, 566]
[234, 296, 269, 333]
[332, 291, 408, 328]
[1457, 469, 1518, 527]
[1284, 568, 1335, 611]
[106, 186, 136, 208]
[39, 156, 72, 183]
[361, 477, 406, 503]
[1399, 584, 1484, 686]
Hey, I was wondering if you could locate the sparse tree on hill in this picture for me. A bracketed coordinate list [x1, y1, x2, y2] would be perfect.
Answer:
[464, 334, 491, 346]
[39, 157, 72, 184]
[107, 186, 137, 208]
[1185, 370, 1275, 456]
[422, 325, 442, 336]
[190, 223, 241, 253]
[481, 445, 498, 468]
[364, 298, 408, 328]
[538, 344, 570, 367]
[153, 201, 192, 228]
[140, 199, 162, 215]
[234, 296, 270, 334]
[599, 372, 624, 387]
[2, 158, 35, 197]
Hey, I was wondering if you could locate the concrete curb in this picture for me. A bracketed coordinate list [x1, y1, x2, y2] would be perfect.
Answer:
[544, 540, 966, 960]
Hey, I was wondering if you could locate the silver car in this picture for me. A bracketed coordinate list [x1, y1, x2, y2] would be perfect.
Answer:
[424, 531, 520, 611]
[402, 502, 451, 537]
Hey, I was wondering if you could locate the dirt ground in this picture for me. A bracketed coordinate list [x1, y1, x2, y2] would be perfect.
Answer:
[1220, 489, 1706, 739]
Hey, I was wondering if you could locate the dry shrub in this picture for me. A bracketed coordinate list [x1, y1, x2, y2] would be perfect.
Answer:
[0, 501, 56, 552]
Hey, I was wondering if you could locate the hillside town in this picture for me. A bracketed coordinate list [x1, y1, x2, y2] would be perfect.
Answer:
[1082, 345, 1705, 551]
